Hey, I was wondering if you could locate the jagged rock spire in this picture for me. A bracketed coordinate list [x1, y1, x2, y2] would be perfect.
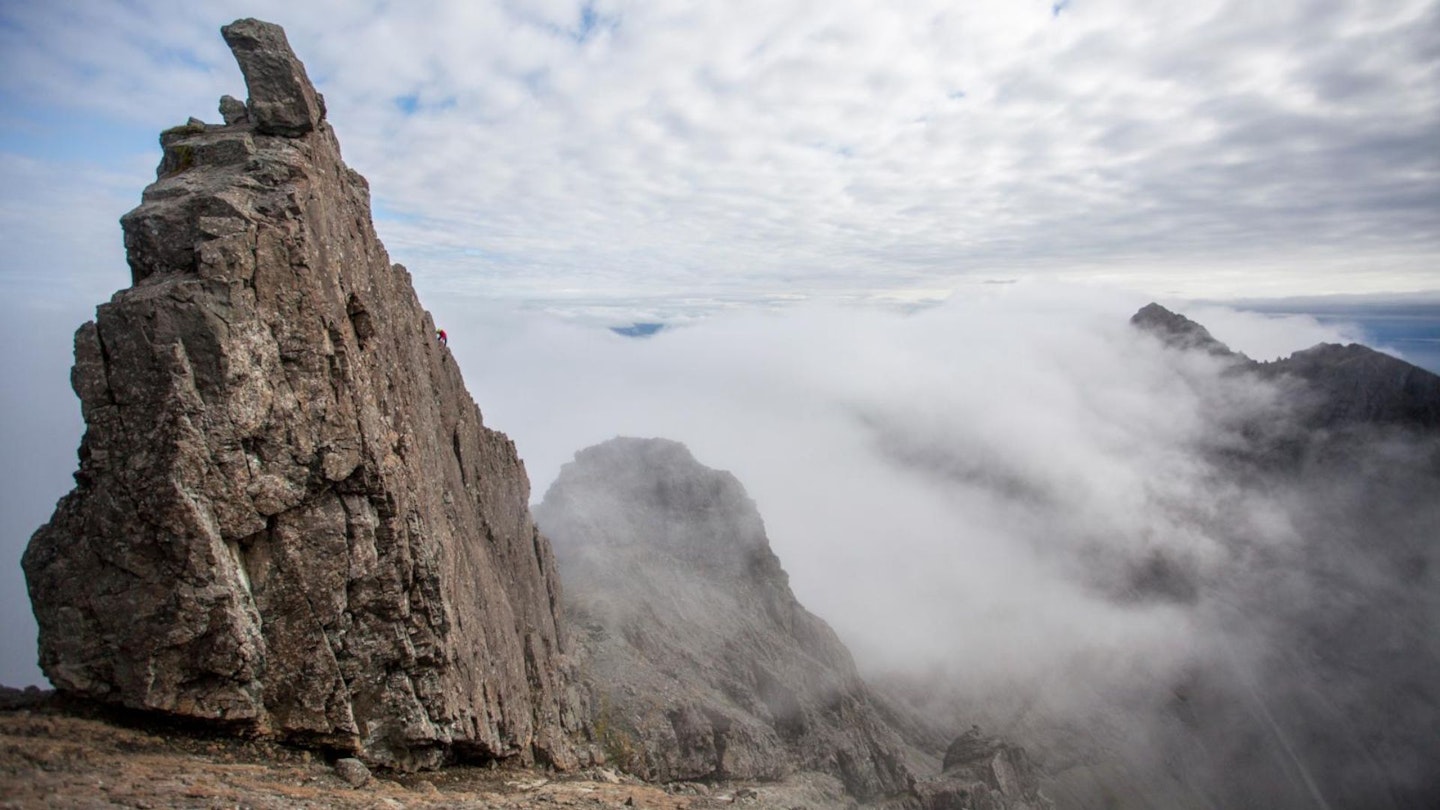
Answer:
[220, 18, 325, 136]
[24, 19, 584, 770]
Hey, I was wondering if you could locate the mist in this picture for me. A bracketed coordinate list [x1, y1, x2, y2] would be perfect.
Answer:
[437, 282, 1439, 807]
[3, 278, 1434, 804]
[0, 299, 93, 689]
[440, 283, 1340, 670]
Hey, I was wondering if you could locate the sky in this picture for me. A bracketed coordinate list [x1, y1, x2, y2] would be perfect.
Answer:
[2, 0, 1438, 318]
[0, 0, 1438, 690]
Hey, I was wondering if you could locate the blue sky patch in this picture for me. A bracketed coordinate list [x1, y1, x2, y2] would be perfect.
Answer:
[611, 322, 666, 338]
[570, 1, 619, 44]
[372, 199, 422, 224]
[394, 93, 420, 115]
[0, 96, 155, 164]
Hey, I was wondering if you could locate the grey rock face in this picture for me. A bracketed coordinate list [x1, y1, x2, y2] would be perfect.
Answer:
[535, 438, 916, 800]
[23, 19, 582, 771]
[220, 19, 325, 136]
[1260, 342, 1440, 429]
[218, 94, 248, 126]
[914, 729, 1048, 810]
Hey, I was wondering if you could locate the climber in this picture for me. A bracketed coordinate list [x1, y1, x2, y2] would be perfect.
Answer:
[436, 328, 448, 346]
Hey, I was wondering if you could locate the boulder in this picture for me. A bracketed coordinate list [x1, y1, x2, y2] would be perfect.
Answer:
[218, 94, 248, 126]
[334, 757, 372, 787]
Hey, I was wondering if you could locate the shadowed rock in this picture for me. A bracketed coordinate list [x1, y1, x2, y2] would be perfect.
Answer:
[218, 94, 248, 126]
[1132, 302, 1440, 430]
[24, 19, 584, 771]
[220, 18, 325, 136]
[536, 439, 915, 797]
[536, 438, 1051, 808]
[1260, 342, 1440, 429]
[909, 728, 1048, 810]
[1130, 302, 1244, 359]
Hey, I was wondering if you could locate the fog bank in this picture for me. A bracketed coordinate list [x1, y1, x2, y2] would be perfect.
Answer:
[440, 282, 1438, 807]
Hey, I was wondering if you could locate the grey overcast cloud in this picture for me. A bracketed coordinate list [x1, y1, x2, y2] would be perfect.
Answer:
[2, 0, 1438, 318]
[0, 0, 1437, 695]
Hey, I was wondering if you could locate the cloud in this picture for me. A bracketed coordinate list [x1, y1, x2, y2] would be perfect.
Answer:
[3, 0, 1437, 314]
[0, 12, 1433, 807]
[440, 284, 1276, 670]
[441, 284, 1438, 804]
[1181, 304, 1367, 360]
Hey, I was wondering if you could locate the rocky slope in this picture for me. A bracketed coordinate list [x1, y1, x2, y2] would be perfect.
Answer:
[4, 685, 1059, 810]
[535, 438, 1050, 809]
[1071, 304, 1440, 809]
[0, 690, 693, 810]
[1133, 301, 1440, 430]
[22, 19, 582, 770]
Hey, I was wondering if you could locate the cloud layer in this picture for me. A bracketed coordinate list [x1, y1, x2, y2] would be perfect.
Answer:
[2, 0, 1437, 316]
[1, 1, 1437, 723]
[447, 286, 1437, 805]
[440, 283, 1341, 672]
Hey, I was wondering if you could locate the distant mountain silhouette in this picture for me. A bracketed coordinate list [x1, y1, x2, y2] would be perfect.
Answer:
[1132, 302, 1440, 431]
[536, 437, 1053, 808]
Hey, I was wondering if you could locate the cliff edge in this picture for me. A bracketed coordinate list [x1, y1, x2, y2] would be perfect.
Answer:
[23, 19, 582, 770]
[536, 438, 1051, 809]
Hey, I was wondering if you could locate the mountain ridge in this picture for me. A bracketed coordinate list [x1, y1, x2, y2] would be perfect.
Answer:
[1132, 301, 1440, 429]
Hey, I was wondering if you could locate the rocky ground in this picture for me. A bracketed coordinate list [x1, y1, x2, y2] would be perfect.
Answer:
[0, 691, 865, 809]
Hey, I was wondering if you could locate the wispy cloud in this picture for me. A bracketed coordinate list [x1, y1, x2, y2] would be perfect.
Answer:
[2, 0, 1436, 316]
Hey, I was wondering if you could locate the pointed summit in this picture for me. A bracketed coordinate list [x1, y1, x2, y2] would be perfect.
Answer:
[1129, 304, 1440, 431]
[536, 438, 917, 799]
[220, 18, 325, 136]
[24, 19, 583, 769]
[1130, 302, 1242, 359]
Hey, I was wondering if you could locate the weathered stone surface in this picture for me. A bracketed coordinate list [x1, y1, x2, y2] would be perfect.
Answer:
[335, 757, 372, 787]
[24, 19, 583, 771]
[220, 19, 325, 136]
[911, 728, 1048, 810]
[535, 438, 1053, 808]
[218, 94, 248, 125]
[1260, 341, 1440, 428]
[535, 438, 916, 800]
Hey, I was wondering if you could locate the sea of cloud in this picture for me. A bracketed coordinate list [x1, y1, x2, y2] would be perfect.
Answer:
[440, 283, 1339, 673]
[437, 282, 1438, 806]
